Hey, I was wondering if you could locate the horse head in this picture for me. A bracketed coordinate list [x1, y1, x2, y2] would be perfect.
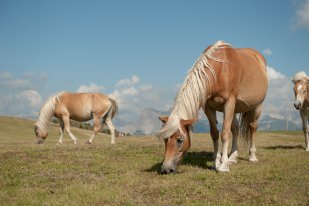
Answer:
[293, 79, 309, 110]
[34, 124, 48, 144]
[158, 116, 196, 174]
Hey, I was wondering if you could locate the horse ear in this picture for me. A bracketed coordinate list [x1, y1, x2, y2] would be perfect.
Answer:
[180, 119, 197, 127]
[159, 116, 169, 123]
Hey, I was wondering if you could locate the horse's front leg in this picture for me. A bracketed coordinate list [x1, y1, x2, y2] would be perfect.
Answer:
[57, 119, 64, 145]
[301, 113, 309, 151]
[218, 97, 236, 172]
[62, 115, 78, 144]
[228, 115, 239, 164]
[203, 106, 220, 169]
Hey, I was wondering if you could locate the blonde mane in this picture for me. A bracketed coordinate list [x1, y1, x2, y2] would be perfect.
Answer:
[292, 71, 309, 83]
[157, 41, 231, 139]
[35, 91, 65, 131]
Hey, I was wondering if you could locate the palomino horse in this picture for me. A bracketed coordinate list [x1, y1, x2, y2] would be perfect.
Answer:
[34, 92, 118, 144]
[292, 71, 309, 151]
[157, 41, 268, 173]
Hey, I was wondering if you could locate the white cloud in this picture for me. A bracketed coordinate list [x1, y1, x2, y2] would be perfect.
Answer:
[0, 90, 43, 117]
[2, 78, 32, 89]
[263, 48, 273, 56]
[0, 71, 13, 79]
[295, 0, 309, 29]
[17, 90, 42, 107]
[77, 83, 105, 93]
[116, 75, 139, 87]
[267, 66, 285, 80]
[109, 75, 174, 123]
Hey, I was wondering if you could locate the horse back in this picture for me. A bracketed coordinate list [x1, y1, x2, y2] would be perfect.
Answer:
[54, 93, 111, 121]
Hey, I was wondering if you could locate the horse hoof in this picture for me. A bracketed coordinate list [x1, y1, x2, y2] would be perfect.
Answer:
[217, 166, 230, 172]
[85, 141, 91, 144]
[249, 157, 258, 162]
[305, 148, 309, 152]
[228, 151, 238, 164]
[56, 142, 62, 145]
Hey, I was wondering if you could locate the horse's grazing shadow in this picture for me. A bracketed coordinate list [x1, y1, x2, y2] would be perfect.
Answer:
[145, 151, 214, 174]
[263, 145, 304, 150]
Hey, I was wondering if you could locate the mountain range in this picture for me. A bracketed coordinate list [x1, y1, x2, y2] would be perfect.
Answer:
[114, 107, 302, 135]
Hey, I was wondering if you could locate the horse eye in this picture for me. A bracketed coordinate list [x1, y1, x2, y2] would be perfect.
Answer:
[177, 136, 184, 144]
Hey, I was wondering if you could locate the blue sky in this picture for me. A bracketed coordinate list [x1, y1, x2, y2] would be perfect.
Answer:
[0, 0, 309, 120]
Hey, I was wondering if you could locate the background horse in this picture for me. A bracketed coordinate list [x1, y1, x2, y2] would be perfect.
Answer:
[34, 92, 118, 144]
[292, 71, 309, 151]
[157, 40, 268, 173]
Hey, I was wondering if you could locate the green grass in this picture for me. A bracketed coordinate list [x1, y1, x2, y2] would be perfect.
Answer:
[0, 116, 308, 205]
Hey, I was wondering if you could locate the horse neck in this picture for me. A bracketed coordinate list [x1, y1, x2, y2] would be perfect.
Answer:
[36, 96, 58, 131]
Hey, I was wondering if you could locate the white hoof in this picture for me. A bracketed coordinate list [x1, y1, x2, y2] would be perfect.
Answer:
[57, 141, 63, 145]
[217, 164, 230, 172]
[228, 151, 238, 164]
[249, 156, 258, 162]
[73, 141, 77, 144]
[306, 147, 309, 152]
[111, 141, 115, 144]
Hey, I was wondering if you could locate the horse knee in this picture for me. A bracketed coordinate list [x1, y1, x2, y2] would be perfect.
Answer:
[221, 130, 231, 141]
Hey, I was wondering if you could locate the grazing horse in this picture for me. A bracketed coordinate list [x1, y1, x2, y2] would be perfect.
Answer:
[292, 71, 309, 151]
[34, 92, 118, 145]
[157, 41, 268, 173]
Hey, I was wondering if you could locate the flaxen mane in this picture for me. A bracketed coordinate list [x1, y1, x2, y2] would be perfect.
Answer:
[157, 41, 231, 139]
[292, 71, 309, 83]
[35, 91, 65, 131]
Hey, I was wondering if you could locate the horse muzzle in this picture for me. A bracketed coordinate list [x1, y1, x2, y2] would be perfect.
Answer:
[294, 100, 302, 110]
[35, 138, 45, 144]
[161, 161, 177, 174]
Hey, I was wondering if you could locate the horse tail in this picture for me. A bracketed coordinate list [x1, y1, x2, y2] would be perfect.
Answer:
[239, 110, 255, 145]
[108, 98, 118, 119]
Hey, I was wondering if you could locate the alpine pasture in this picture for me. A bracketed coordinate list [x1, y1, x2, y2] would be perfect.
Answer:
[0, 116, 308, 205]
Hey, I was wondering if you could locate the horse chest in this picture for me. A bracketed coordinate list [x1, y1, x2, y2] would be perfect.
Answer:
[206, 97, 226, 111]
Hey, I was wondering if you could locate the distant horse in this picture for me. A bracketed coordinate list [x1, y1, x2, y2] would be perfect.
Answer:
[292, 71, 309, 151]
[157, 41, 268, 173]
[34, 92, 118, 145]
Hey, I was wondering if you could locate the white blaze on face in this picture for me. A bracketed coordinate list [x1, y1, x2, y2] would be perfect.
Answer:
[296, 84, 305, 104]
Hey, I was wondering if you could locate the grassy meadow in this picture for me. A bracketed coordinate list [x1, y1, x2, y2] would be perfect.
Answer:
[0, 116, 308, 205]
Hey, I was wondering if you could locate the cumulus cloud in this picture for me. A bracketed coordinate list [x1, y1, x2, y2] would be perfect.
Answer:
[0, 90, 43, 117]
[0, 71, 49, 117]
[263, 48, 273, 56]
[115, 75, 139, 87]
[267, 66, 285, 80]
[77, 83, 105, 93]
[109, 75, 174, 123]
[294, 0, 309, 29]
[2, 78, 32, 89]
[0, 71, 13, 79]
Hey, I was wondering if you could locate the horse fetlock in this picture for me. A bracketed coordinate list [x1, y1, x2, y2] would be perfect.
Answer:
[228, 151, 238, 164]
[249, 153, 258, 162]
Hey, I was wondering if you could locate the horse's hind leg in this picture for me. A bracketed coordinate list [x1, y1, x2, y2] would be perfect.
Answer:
[57, 119, 64, 145]
[248, 105, 262, 162]
[62, 115, 78, 144]
[105, 117, 116, 144]
[85, 116, 102, 144]
[228, 115, 239, 164]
